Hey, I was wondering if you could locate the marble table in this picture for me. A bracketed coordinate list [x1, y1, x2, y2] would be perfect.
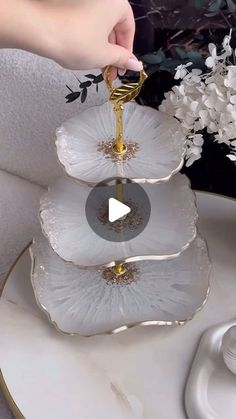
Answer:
[0, 192, 236, 419]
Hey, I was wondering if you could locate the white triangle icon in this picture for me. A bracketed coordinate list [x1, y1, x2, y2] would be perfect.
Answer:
[108, 198, 131, 223]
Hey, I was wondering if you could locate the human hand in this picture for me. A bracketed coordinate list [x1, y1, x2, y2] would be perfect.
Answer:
[41, 0, 142, 73]
[0, 0, 142, 74]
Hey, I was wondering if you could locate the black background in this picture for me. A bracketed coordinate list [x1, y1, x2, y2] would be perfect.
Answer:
[131, 0, 236, 198]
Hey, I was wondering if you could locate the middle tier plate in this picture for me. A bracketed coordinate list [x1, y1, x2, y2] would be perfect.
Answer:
[56, 102, 186, 185]
[39, 174, 197, 267]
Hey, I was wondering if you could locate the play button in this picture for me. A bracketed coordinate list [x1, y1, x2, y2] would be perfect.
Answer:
[108, 198, 131, 222]
[85, 177, 151, 242]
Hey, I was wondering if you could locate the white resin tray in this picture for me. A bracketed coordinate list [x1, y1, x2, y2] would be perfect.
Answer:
[56, 101, 186, 185]
[1, 192, 236, 419]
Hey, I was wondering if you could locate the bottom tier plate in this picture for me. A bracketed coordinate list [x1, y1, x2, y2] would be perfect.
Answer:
[30, 233, 211, 336]
[1, 192, 236, 419]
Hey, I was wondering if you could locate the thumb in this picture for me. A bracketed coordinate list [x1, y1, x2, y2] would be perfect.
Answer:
[105, 44, 143, 71]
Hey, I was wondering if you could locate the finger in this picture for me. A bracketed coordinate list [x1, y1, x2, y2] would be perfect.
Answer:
[108, 30, 116, 45]
[115, 3, 135, 53]
[103, 43, 143, 71]
[107, 30, 118, 80]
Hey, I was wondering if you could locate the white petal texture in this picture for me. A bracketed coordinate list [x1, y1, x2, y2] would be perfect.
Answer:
[39, 174, 197, 267]
[159, 32, 236, 167]
[30, 234, 211, 336]
[56, 102, 186, 185]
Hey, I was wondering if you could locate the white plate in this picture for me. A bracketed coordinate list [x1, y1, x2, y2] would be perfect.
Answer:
[56, 102, 186, 185]
[1, 192, 236, 419]
[40, 174, 197, 267]
[30, 233, 210, 336]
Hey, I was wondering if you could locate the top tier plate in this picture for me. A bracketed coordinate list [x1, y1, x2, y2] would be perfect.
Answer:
[56, 102, 186, 185]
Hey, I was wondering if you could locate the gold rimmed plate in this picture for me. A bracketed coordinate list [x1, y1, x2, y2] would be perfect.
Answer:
[39, 173, 198, 268]
[30, 233, 211, 336]
[56, 101, 186, 186]
[1, 192, 236, 419]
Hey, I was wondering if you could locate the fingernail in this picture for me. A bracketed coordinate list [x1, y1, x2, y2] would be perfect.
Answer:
[126, 58, 143, 72]
[118, 68, 126, 76]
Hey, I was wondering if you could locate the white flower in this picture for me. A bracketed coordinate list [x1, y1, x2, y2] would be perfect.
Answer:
[230, 95, 236, 104]
[224, 66, 236, 90]
[199, 110, 209, 128]
[222, 29, 233, 56]
[218, 122, 236, 141]
[205, 36, 233, 70]
[159, 31, 236, 167]
[205, 43, 217, 70]
[192, 134, 204, 146]
[223, 30, 232, 56]
[185, 153, 201, 167]
[184, 68, 202, 83]
[174, 62, 192, 80]
[228, 140, 236, 161]
[227, 154, 236, 161]
[185, 134, 204, 167]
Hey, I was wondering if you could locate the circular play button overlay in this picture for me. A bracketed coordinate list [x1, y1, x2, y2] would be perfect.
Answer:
[85, 177, 151, 242]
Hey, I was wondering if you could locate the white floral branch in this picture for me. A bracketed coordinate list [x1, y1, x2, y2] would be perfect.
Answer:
[159, 29, 236, 166]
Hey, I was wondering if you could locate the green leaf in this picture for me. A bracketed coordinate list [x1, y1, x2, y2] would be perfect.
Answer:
[65, 91, 80, 103]
[145, 64, 161, 76]
[141, 49, 165, 64]
[195, 0, 208, 9]
[226, 0, 236, 12]
[85, 74, 96, 79]
[93, 73, 104, 84]
[80, 81, 92, 88]
[205, 11, 221, 15]
[81, 88, 88, 103]
[186, 51, 202, 61]
[175, 47, 187, 59]
[160, 58, 182, 70]
[207, 0, 223, 12]
[186, 51, 205, 69]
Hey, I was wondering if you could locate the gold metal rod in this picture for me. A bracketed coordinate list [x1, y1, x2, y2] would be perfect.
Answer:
[114, 103, 125, 154]
[113, 263, 126, 275]
[115, 179, 124, 202]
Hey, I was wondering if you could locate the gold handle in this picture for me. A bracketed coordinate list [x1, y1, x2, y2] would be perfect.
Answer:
[103, 66, 114, 94]
[103, 66, 147, 97]
[104, 66, 147, 155]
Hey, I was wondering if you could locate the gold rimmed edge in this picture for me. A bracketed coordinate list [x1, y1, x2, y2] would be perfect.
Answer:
[38, 211, 198, 269]
[57, 151, 186, 189]
[0, 371, 24, 419]
[0, 189, 234, 414]
[39, 213, 198, 269]
[195, 189, 236, 202]
[0, 242, 31, 297]
[0, 225, 213, 415]
[0, 233, 212, 418]
[55, 101, 187, 187]
[0, 242, 31, 419]
[29, 233, 211, 337]
[38, 176, 198, 270]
